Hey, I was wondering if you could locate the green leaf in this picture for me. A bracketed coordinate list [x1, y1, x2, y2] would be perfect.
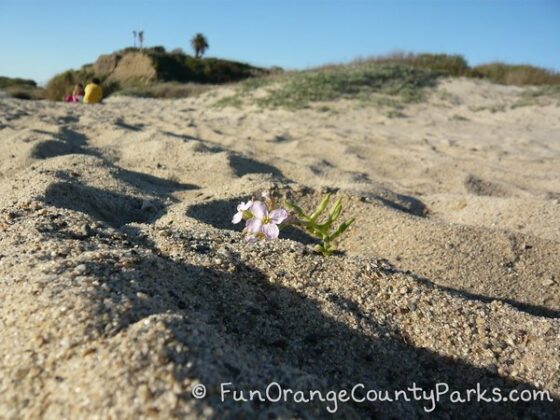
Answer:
[309, 193, 331, 222]
[316, 218, 335, 232]
[330, 217, 355, 241]
[314, 198, 342, 231]
[328, 198, 343, 221]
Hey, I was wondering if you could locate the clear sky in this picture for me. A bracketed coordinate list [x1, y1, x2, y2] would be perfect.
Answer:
[1, 0, 559, 84]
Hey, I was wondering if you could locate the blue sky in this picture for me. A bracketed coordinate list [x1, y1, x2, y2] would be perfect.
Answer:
[1, 0, 559, 84]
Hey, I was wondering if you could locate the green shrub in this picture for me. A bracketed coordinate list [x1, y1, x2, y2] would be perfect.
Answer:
[0, 76, 37, 89]
[0, 76, 43, 100]
[472, 63, 560, 85]
[149, 46, 166, 53]
[148, 51, 266, 84]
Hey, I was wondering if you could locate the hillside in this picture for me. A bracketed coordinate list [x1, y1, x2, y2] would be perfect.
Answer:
[93, 47, 267, 84]
[43, 47, 269, 101]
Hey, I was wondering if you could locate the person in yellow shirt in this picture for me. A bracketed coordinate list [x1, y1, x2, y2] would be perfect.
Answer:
[83, 78, 103, 104]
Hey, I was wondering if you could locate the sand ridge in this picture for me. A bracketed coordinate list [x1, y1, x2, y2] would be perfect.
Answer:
[0, 78, 559, 417]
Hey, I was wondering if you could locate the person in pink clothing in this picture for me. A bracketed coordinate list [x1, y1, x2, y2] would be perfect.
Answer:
[64, 84, 85, 103]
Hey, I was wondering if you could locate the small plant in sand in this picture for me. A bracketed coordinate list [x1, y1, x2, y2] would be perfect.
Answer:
[233, 192, 354, 256]
[284, 193, 354, 256]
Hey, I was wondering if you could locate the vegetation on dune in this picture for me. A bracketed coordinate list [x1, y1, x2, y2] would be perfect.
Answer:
[216, 53, 560, 110]
[148, 48, 264, 84]
[216, 62, 442, 109]
[512, 84, 560, 108]
[354, 53, 560, 86]
[0, 76, 37, 89]
[354, 53, 471, 77]
[264, 63, 439, 107]
[0, 76, 43, 100]
[471, 63, 560, 86]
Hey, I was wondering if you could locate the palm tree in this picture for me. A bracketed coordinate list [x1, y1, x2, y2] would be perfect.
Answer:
[132, 30, 137, 48]
[138, 30, 144, 49]
[191, 33, 209, 58]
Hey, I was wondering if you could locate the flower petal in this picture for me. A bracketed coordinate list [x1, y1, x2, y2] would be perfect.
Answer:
[262, 223, 279, 240]
[238, 200, 253, 211]
[246, 217, 263, 233]
[269, 208, 289, 224]
[250, 201, 268, 219]
[232, 212, 243, 224]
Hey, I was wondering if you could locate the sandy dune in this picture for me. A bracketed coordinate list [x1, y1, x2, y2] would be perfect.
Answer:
[0, 78, 559, 418]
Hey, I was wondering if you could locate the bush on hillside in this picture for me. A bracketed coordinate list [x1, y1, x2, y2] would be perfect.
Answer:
[0, 76, 37, 89]
[0, 76, 43, 100]
[147, 50, 265, 83]
[149, 46, 166, 53]
[354, 53, 560, 86]
[471, 63, 560, 85]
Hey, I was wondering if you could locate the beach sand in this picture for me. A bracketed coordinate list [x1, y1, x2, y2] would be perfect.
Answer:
[0, 78, 559, 418]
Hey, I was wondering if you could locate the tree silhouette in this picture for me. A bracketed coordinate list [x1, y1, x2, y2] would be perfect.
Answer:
[132, 30, 137, 48]
[138, 30, 144, 49]
[191, 33, 209, 58]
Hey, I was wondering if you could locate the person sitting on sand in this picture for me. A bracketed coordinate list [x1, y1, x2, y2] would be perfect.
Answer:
[64, 84, 84, 103]
[83, 78, 103, 104]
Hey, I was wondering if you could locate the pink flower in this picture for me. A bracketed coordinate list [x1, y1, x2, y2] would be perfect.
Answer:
[245, 201, 289, 240]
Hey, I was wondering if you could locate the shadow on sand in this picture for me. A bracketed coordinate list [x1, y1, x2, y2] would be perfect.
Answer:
[36, 197, 560, 418]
